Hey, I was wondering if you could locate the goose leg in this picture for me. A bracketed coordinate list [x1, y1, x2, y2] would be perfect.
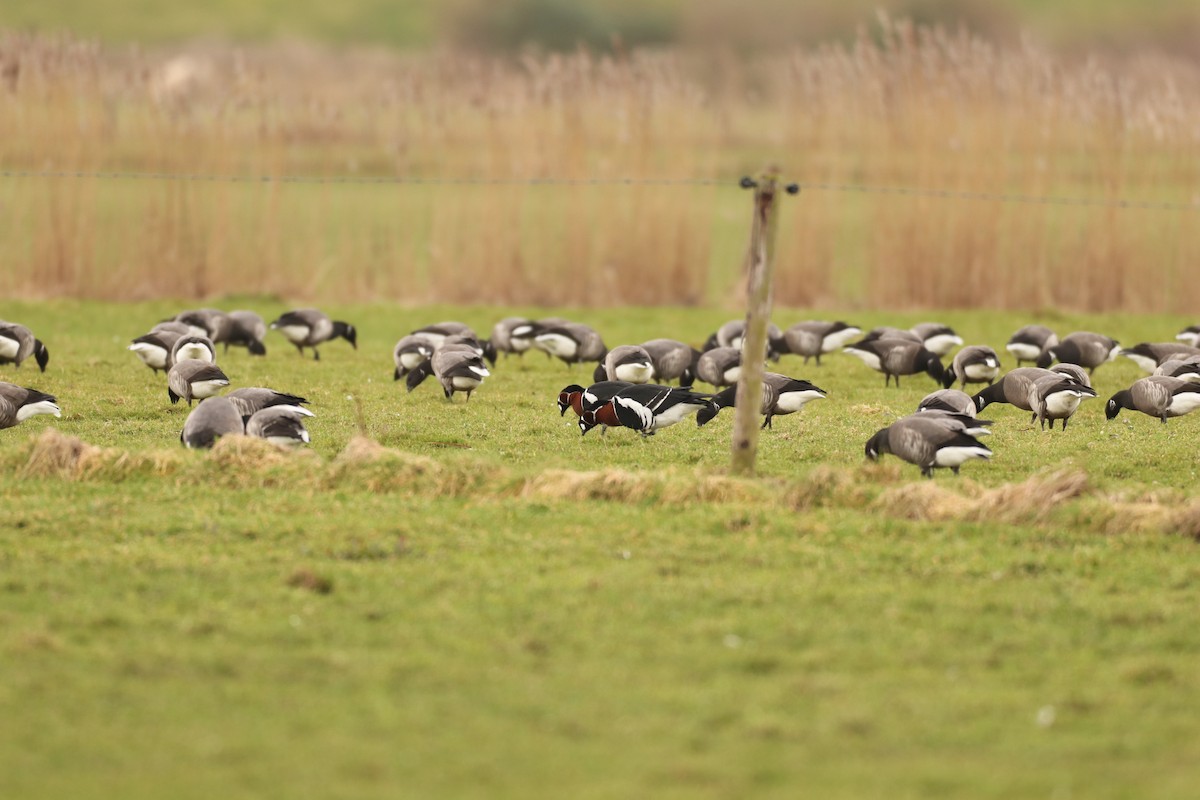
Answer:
[294, 344, 305, 357]
[313, 348, 320, 361]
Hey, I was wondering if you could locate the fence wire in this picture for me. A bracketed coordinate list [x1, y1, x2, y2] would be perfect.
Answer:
[0, 169, 1196, 212]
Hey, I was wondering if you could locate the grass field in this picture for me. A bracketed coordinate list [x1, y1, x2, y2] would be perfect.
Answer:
[4, 300, 1200, 798]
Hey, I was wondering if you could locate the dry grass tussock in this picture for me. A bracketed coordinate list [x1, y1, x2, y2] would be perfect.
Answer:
[877, 469, 1091, 523]
[15, 428, 183, 479]
[2, 22, 1198, 309]
[522, 468, 770, 505]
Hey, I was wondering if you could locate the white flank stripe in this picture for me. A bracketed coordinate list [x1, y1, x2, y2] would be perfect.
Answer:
[934, 445, 991, 467]
[614, 363, 654, 384]
[1122, 353, 1158, 374]
[535, 333, 578, 359]
[0, 338, 18, 359]
[1168, 393, 1200, 416]
[1007, 343, 1041, 361]
[844, 349, 882, 371]
[822, 328, 861, 352]
[451, 376, 484, 390]
[276, 325, 310, 344]
[191, 380, 229, 398]
[775, 390, 826, 413]
[17, 401, 61, 421]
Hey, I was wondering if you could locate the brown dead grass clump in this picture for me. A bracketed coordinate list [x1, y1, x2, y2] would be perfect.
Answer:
[18, 429, 101, 478]
[286, 568, 334, 595]
[877, 470, 1091, 524]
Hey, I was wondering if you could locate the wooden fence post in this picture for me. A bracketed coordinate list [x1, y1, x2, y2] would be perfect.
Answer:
[730, 167, 796, 476]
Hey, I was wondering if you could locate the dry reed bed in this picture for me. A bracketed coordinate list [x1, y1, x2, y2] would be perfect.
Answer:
[2, 23, 1199, 308]
[8, 428, 1200, 539]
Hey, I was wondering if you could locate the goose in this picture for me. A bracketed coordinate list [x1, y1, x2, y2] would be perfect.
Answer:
[269, 309, 357, 360]
[217, 311, 268, 356]
[1119, 342, 1200, 374]
[1027, 375, 1098, 430]
[910, 323, 964, 357]
[579, 384, 710, 436]
[1036, 332, 1120, 374]
[490, 317, 534, 358]
[972, 367, 1062, 414]
[640, 339, 700, 387]
[696, 374, 827, 428]
[695, 347, 742, 388]
[534, 322, 606, 367]
[175, 308, 228, 339]
[859, 327, 922, 345]
[1175, 325, 1200, 348]
[0, 322, 50, 372]
[1155, 356, 1200, 383]
[917, 389, 978, 417]
[913, 410, 993, 438]
[713, 320, 787, 360]
[405, 345, 490, 401]
[843, 339, 944, 387]
[392, 334, 436, 380]
[412, 321, 476, 345]
[943, 345, 1001, 389]
[1049, 363, 1092, 388]
[226, 387, 312, 421]
[864, 415, 991, 478]
[128, 330, 181, 373]
[1106, 376, 1200, 424]
[246, 405, 311, 447]
[0, 382, 60, 429]
[170, 334, 216, 366]
[782, 321, 861, 365]
[557, 381, 633, 418]
[180, 397, 244, 449]
[512, 317, 570, 357]
[168, 359, 230, 406]
[152, 320, 195, 337]
[593, 345, 655, 384]
[1006, 325, 1058, 366]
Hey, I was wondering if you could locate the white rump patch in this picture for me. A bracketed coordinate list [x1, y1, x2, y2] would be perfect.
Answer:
[934, 445, 991, 468]
[822, 328, 861, 352]
[451, 376, 484, 390]
[1176, 332, 1200, 347]
[191, 380, 229, 399]
[923, 334, 963, 356]
[775, 390, 826, 413]
[614, 362, 654, 384]
[1167, 392, 1200, 416]
[17, 400, 61, 421]
[176, 343, 213, 363]
[1045, 390, 1086, 416]
[723, 366, 742, 384]
[275, 325, 310, 344]
[129, 343, 169, 369]
[0, 338, 18, 360]
[1006, 343, 1041, 361]
[964, 363, 1000, 381]
[468, 365, 490, 378]
[844, 349, 882, 371]
[535, 333, 578, 359]
[1122, 353, 1158, 374]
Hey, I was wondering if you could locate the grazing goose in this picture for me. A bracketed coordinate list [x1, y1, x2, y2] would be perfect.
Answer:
[226, 387, 312, 421]
[1119, 342, 1200, 374]
[843, 339, 944, 388]
[917, 389, 978, 417]
[972, 367, 1062, 414]
[1106, 376, 1200, 424]
[782, 321, 862, 365]
[217, 311, 268, 356]
[713, 320, 787, 361]
[0, 323, 50, 372]
[175, 308, 228, 339]
[534, 322, 606, 367]
[1006, 325, 1058, 366]
[152, 320, 195, 337]
[640, 339, 700, 387]
[180, 397, 244, 449]
[511, 317, 569, 357]
[859, 327, 921, 345]
[593, 345, 655, 384]
[943, 345, 1001, 389]
[490, 317, 534, 358]
[910, 323, 964, 357]
[1155, 356, 1200, 383]
[168, 359, 231, 406]
[696, 373, 827, 429]
[170, 334, 216, 367]
[1175, 325, 1200, 348]
[1049, 363, 1092, 388]
[865, 415, 992, 478]
[0, 382, 60, 429]
[695, 347, 743, 388]
[412, 321, 476, 344]
[1028, 375, 1098, 430]
[405, 345, 490, 401]
[245, 405, 311, 447]
[392, 334, 436, 380]
[269, 309, 357, 360]
[579, 384, 710, 436]
[915, 410, 993, 438]
[557, 381, 633, 418]
[128, 330, 181, 374]
[1036, 331, 1120, 374]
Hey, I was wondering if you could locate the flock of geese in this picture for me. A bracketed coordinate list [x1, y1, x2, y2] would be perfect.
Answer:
[3, 310, 1200, 477]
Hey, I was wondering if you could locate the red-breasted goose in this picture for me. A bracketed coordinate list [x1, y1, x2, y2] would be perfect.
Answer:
[270, 309, 357, 360]
[0, 322, 50, 372]
[865, 415, 991, 478]
[783, 321, 861, 365]
[0, 382, 60, 429]
[943, 345, 1000, 389]
[579, 384, 710, 436]
[1036, 332, 1120, 374]
[180, 397, 244, 449]
[1006, 325, 1058, 365]
[1106, 376, 1200, 424]
[168, 359, 230, 406]
[557, 381, 633, 418]
[843, 339, 944, 388]
[1119, 342, 1200, 374]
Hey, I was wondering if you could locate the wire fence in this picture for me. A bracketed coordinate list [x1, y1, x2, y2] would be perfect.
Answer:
[1, 168, 1197, 212]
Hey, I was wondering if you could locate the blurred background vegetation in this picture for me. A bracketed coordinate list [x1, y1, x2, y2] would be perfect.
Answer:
[3, 0, 1199, 56]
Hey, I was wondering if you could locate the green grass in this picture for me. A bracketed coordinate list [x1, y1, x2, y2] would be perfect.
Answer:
[3, 300, 1200, 798]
